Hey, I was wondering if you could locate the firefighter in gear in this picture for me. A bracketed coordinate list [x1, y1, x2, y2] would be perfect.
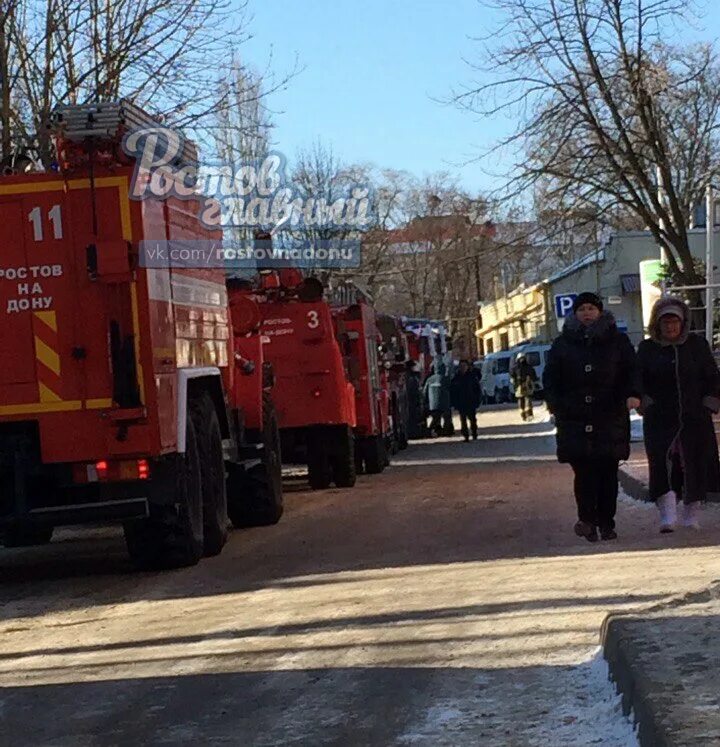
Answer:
[512, 353, 538, 421]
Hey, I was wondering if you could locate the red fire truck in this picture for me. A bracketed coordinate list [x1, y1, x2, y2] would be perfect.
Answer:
[0, 101, 282, 568]
[243, 271, 392, 488]
[332, 300, 392, 473]
[377, 313, 410, 452]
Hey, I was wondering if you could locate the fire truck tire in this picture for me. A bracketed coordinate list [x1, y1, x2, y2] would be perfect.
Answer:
[329, 425, 356, 488]
[362, 435, 386, 474]
[227, 393, 284, 526]
[124, 415, 204, 570]
[307, 429, 332, 490]
[191, 393, 228, 557]
[2, 524, 53, 547]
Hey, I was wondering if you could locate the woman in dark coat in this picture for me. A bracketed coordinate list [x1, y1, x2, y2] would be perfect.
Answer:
[543, 292, 640, 542]
[638, 296, 720, 532]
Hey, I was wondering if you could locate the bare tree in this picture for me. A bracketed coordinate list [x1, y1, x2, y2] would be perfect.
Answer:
[286, 142, 371, 284]
[456, 0, 720, 283]
[213, 63, 274, 253]
[3, 0, 251, 165]
[215, 64, 272, 165]
[364, 173, 496, 324]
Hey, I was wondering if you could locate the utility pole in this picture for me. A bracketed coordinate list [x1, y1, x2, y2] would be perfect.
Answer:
[657, 165, 668, 267]
[706, 184, 714, 346]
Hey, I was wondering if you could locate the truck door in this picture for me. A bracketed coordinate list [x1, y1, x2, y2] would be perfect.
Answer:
[65, 182, 139, 409]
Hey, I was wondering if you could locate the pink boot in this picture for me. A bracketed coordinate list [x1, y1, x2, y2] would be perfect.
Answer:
[682, 501, 701, 530]
[657, 491, 677, 533]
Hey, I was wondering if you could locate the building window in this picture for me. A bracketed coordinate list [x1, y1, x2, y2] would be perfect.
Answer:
[477, 338, 485, 357]
[500, 332, 509, 350]
[486, 337, 494, 354]
[620, 274, 641, 295]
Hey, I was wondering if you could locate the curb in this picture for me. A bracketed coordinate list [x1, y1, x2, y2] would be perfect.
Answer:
[601, 614, 671, 747]
[618, 467, 650, 502]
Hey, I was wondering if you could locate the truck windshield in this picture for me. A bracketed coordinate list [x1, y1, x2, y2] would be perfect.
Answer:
[496, 358, 510, 373]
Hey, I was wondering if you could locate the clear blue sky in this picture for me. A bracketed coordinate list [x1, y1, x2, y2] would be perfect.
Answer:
[239, 0, 720, 196]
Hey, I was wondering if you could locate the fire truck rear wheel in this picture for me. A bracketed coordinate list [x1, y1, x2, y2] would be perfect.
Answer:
[2, 524, 54, 547]
[191, 393, 229, 557]
[329, 425, 356, 488]
[227, 392, 284, 526]
[362, 435, 387, 474]
[124, 414, 204, 570]
[307, 428, 333, 490]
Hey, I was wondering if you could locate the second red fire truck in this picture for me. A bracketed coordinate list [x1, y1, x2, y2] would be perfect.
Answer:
[236, 270, 393, 489]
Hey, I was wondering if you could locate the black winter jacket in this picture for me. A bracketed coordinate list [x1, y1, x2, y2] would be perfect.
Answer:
[638, 297, 720, 502]
[450, 370, 481, 413]
[543, 312, 639, 463]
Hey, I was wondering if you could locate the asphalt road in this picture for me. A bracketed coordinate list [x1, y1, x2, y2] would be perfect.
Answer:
[1, 404, 719, 745]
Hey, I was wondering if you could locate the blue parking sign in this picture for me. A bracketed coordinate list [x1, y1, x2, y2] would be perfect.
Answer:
[554, 293, 577, 318]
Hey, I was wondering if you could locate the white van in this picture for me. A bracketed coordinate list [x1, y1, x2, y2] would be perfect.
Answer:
[512, 343, 552, 396]
[480, 351, 514, 403]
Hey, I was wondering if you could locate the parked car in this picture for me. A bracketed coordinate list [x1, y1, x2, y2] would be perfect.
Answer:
[480, 351, 514, 403]
[511, 343, 552, 397]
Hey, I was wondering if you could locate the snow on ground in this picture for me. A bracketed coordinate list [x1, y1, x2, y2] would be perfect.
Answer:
[395, 647, 639, 747]
[524, 648, 639, 747]
[630, 414, 644, 443]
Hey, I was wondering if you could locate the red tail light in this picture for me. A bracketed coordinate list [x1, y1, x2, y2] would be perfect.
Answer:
[95, 460, 108, 480]
[137, 459, 150, 480]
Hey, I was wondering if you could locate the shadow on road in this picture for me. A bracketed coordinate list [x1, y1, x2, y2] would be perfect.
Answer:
[0, 657, 637, 746]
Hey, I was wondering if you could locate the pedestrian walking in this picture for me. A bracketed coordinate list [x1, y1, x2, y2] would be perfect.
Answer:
[423, 362, 452, 437]
[637, 296, 720, 532]
[543, 292, 640, 542]
[450, 359, 481, 441]
[512, 353, 538, 421]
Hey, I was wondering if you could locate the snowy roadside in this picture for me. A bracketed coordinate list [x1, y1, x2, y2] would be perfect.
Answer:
[524, 648, 639, 747]
[395, 647, 639, 746]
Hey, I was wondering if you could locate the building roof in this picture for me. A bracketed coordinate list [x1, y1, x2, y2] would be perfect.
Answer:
[382, 216, 496, 245]
[545, 246, 606, 285]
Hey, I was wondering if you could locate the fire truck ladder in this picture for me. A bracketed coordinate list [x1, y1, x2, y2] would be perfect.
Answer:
[48, 99, 198, 168]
